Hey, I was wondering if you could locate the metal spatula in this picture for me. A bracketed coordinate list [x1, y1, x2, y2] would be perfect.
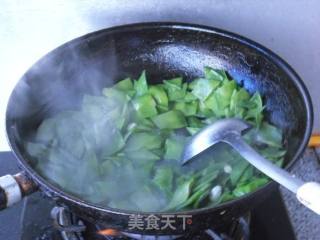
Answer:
[181, 118, 320, 215]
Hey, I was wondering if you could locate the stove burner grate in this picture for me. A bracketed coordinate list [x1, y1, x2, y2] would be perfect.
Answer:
[51, 207, 86, 240]
[50, 206, 250, 240]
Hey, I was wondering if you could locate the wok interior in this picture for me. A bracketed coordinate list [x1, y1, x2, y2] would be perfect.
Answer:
[7, 25, 309, 205]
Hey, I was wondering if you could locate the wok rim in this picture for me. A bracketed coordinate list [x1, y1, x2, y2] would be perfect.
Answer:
[5, 21, 313, 217]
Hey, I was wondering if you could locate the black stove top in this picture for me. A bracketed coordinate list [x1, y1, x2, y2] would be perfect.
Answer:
[0, 152, 297, 240]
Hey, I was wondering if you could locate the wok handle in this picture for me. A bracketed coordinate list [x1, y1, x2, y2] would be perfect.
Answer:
[0, 172, 38, 210]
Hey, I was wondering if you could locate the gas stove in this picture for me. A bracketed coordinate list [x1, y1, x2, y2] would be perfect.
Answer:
[22, 196, 250, 240]
[0, 152, 297, 240]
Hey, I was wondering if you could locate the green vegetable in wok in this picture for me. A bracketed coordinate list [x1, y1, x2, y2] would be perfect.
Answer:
[26, 68, 286, 212]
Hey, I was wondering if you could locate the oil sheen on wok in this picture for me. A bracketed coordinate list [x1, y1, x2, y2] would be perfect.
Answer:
[26, 67, 285, 212]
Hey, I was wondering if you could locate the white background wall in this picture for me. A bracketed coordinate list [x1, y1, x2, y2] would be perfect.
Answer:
[0, 0, 319, 151]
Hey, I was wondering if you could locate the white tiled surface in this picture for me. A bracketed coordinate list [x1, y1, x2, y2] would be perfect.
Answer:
[1, 0, 319, 151]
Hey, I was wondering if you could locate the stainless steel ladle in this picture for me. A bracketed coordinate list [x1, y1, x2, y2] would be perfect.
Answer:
[181, 118, 320, 215]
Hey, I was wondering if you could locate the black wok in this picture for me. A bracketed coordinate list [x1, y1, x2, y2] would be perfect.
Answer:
[1, 22, 313, 235]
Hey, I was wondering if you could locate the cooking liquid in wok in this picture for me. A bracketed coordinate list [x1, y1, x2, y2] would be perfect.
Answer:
[26, 68, 286, 212]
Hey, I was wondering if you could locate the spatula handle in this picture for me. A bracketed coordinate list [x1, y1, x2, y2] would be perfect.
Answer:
[297, 182, 320, 214]
[225, 134, 304, 193]
[225, 134, 320, 215]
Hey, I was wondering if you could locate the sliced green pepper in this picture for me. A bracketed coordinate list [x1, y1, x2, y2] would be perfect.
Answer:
[204, 66, 227, 81]
[132, 94, 157, 119]
[153, 166, 173, 196]
[233, 178, 269, 197]
[134, 70, 148, 96]
[184, 92, 197, 102]
[114, 77, 133, 91]
[99, 128, 125, 158]
[35, 118, 57, 143]
[187, 116, 205, 128]
[166, 177, 194, 210]
[164, 134, 187, 160]
[214, 80, 237, 109]
[163, 78, 187, 101]
[152, 110, 187, 129]
[125, 132, 163, 151]
[255, 122, 283, 147]
[190, 78, 220, 101]
[164, 77, 182, 87]
[149, 85, 168, 108]
[229, 88, 250, 117]
[186, 127, 200, 135]
[198, 101, 214, 117]
[244, 92, 264, 126]
[102, 87, 128, 103]
[173, 101, 198, 116]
